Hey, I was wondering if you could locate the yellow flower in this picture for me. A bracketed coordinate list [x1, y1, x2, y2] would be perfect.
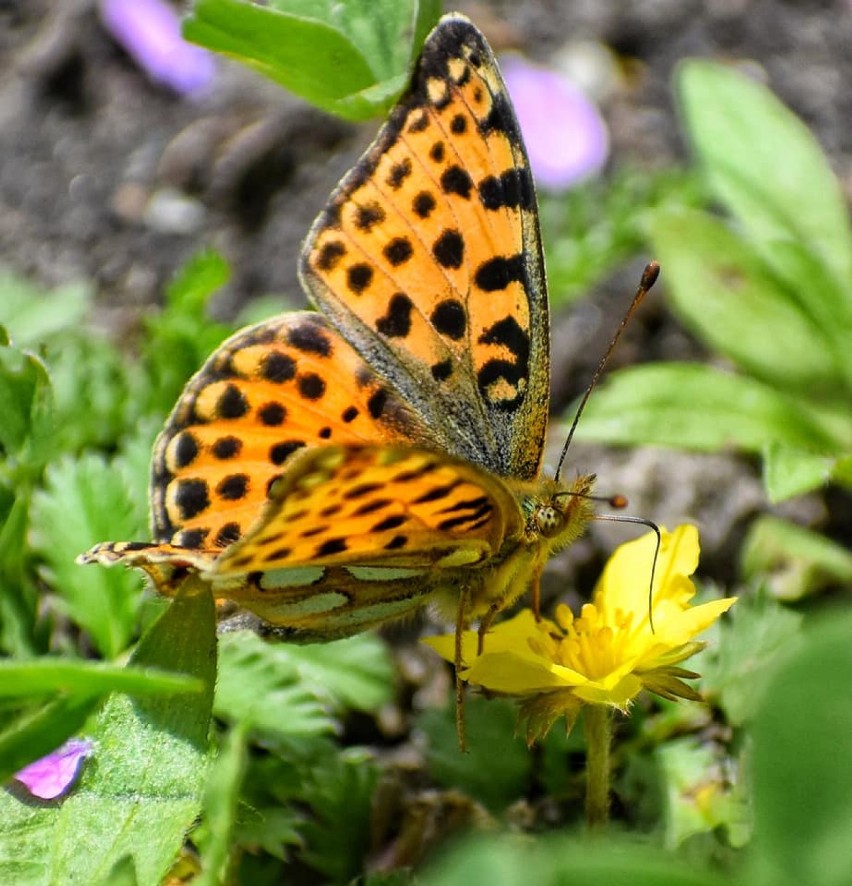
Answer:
[424, 525, 735, 743]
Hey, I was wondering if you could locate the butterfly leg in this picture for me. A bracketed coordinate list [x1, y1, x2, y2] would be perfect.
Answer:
[454, 583, 470, 751]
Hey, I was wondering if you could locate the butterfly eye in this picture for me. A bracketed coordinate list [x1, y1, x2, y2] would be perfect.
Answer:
[535, 505, 564, 538]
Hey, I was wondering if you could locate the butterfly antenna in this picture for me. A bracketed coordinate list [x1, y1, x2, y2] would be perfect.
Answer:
[554, 261, 660, 482]
[593, 514, 661, 632]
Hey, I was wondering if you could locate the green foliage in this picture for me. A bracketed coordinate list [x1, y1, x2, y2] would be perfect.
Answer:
[184, 0, 441, 120]
[418, 696, 533, 813]
[542, 167, 702, 308]
[0, 583, 215, 885]
[576, 62, 852, 501]
[748, 613, 852, 886]
[2, 6, 848, 883]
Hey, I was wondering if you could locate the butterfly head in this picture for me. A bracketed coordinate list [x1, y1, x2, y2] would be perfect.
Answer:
[527, 473, 596, 552]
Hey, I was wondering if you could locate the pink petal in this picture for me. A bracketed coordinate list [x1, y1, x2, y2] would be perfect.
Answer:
[14, 738, 94, 800]
[501, 56, 609, 191]
[100, 0, 216, 97]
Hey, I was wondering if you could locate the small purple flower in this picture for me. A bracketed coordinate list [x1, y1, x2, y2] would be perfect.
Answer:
[501, 56, 609, 191]
[100, 0, 216, 98]
[13, 738, 94, 800]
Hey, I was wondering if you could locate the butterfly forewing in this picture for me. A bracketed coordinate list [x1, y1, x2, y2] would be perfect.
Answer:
[149, 312, 431, 553]
[301, 15, 550, 481]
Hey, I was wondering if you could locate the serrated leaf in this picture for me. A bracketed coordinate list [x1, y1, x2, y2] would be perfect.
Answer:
[678, 60, 852, 286]
[750, 614, 852, 886]
[573, 363, 840, 454]
[699, 592, 802, 726]
[650, 208, 842, 392]
[741, 515, 852, 601]
[215, 632, 335, 737]
[299, 748, 379, 882]
[269, 632, 394, 712]
[143, 251, 232, 415]
[30, 454, 146, 658]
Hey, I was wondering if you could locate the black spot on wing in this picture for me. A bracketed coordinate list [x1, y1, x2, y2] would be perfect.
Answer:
[173, 432, 199, 468]
[270, 440, 305, 465]
[175, 479, 210, 521]
[479, 168, 534, 211]
[474, 254, 525, 292]
[431, 299, 466, 340]
[261, 352, 297, 383]
[316, 240, 346, 271]
[258, 402, 286, 427]
[213, 436, 242, 460]
[354, 202, 386, 232]
[413, 191, 436, 218]
[288, 323, 332, 356]
[376, 293, 414, 338]
[433, 229, 464, 269]
[441, 165, 473, 199]
[347, 263, 373, 294]
[217, 384, 249, 419]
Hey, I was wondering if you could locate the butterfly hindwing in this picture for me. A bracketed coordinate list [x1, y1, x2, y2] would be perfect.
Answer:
[301, 15, 550, 481]
[215, 444, 524, 574]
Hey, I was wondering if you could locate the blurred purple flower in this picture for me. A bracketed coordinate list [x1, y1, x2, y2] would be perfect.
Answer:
[501, 56, 609, 191]
[100, 0, 216, 98]
[13, 738, 94, 800]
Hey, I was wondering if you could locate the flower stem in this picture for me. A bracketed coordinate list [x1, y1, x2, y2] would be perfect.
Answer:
[583, 705, 612, 830]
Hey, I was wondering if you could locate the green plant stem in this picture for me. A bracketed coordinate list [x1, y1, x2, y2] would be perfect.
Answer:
[583, 705, 612, 830]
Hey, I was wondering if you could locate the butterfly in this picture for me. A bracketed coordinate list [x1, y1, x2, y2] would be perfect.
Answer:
[80, 13, 597, 644]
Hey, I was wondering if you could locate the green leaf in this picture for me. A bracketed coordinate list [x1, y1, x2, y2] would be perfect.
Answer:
[0, 581, 216, 885]
[142, 250, 232, 415]
[762, 442, 838, 502]
[419, 696, 532, 813]
[678, 60, 852, 286]
[298, 748, 379, 883]
[215, 632, 335, 738]
[0, 272, 91, 348]
[0, 339, 53, 458]
[654, 737, 744, 849]
[573, 363, 840, 454]
[267, 632, 394, 712]
[422, 833, 729, 886]
[650, 207, 843, 392]
[750, 613, 852, 886]
[762, 242, 852, 391]
[699, 592, 802, 727]
[741, 515, 852, 601]
[195, 725, 248, 886]
[30, 454, 146, 658]
[185, 0, 383, 120]
[0, 660, 202, 700]
[185, 0, 440, 120]
[55, 581, 216, 883]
